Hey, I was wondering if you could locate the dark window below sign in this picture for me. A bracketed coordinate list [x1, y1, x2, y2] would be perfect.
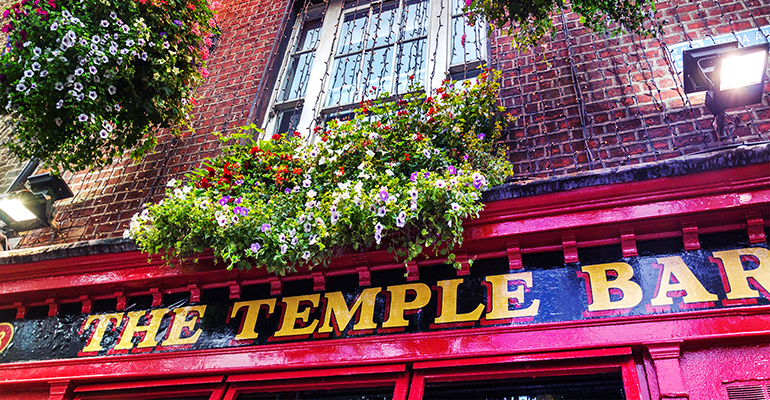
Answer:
[237, 387, 393, 400]
[423, 372, 625, 400]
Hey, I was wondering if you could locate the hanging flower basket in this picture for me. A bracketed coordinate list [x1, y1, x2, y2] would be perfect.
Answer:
[0, 0, 219, 172]
[126, 71, 514, 276]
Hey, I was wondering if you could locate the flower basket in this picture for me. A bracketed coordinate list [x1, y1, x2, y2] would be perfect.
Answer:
[0, 0, 219, 172]
[127, 71, 514, 276]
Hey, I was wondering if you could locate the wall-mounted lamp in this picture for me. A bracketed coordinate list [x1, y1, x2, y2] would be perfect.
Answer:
[683, 42, 769, 136]
[0, 160, 72, 232]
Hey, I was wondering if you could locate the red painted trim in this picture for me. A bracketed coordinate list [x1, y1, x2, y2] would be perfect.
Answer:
[226, 364, 405, 382]
[620, 356, 643, 400]
[412, 347, 631, 369]
[1, 306, 768, 385]
[74, 375, 225, 392]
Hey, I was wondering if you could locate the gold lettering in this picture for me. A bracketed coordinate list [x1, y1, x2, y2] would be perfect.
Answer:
[114, 309, 168, 350]
[81, 313, 123, 353]
[318, 288, 380, 334]
[231, 299, 277, 340]
[382, 283, 431, 329]
[713, 248, 770, 300]
[274, 294, 320, 337]
[162, 306, 206, 346]
[581, 263, 643, 311]
[484, 273, 539, 320]
[650, 256, 717, 306]
[434, 279, 484, 324]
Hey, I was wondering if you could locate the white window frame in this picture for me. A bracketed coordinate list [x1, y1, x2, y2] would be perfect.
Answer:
[262, 0, 487, 142]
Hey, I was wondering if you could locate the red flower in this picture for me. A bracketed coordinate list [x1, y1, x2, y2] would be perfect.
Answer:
[271, 134, 281, 141]
[292, 168, 302, 175]
[187, 2, 196, 9]
[293, 131, 301, 137]
[249, 146, 260, 155]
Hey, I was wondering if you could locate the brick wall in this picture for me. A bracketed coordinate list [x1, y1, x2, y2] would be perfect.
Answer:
[5, 0, 770, 248]
[494, 0, 770, 177]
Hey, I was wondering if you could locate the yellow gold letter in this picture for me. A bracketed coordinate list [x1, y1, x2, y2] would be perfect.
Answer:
[650, 256, 717, 306]
[231, 299, 277, 340]
[484, 273, 539, 320]
[162, 306, 206, 346]
[382, 283, 431, 329]
[581, 263, 643, 311]
[318, 288, 380, 334]
[712, 248, 770, 300]
[434, 279, 484, 324]
[274, 294, 320, 338]
[114, 309, 168, 350]
[81, 313, 123, 353]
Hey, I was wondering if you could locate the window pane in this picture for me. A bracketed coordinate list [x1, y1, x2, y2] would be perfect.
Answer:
[451, 0, 464, 15]
[280, 52, 315, 101]
[422, 373, 625, 400]
[451, 16, 486, 65]
[275, 107, 303, 134]
[367, 2, 397, 49]
[327, 54, 362, 106]
[338, 10, 368, 55]
[401, 0, 429, 41]
[363, 46, 393, 98]
[237, 387, 393, 400]
[396, 38, 426, 93]
[298, 19, 322, 52]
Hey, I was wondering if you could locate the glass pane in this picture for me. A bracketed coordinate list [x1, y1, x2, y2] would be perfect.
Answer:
[275, 107, 303, 134]
[299, 19, 322, 52]
[401, 0, 429, 41]
[422, 373, 625, 400]
[396, 38, 426, 93]
[237, 387, 393, 400]
[362, 46, 393, 98]
[367, 2, 397, 49]
[338, 10, 368, 55]
[451, 15, 486, 65]
[452, 0, 464, 15]
[327, 54, 362, 106]
[280, 52, 314, 101]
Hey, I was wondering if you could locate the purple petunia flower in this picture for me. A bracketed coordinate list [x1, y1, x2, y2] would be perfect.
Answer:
[285, 188, 291, 194]
[173, 20, 183, 26]
[424, 172, 430, 179]
[261, 223, 271, 232]
[250, 242, 261, 252]
[447, 165, 456, 175]
[477, 133, 485, 140]
[235, 179, 244, 185]
[218, 196, 231, 206]
[410, 172, 418, 182]
[379, 187, 388, 202]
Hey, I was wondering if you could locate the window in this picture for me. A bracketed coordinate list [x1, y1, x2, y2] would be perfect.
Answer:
[264, 0, 487, 140]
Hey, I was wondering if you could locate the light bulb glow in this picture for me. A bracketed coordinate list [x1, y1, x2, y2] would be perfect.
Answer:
[720, 50, 767, 91]
[0, 198, 37, 221]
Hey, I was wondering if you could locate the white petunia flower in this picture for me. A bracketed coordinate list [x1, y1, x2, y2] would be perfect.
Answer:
[31, 62, 40, 71]
[100, 20, 109, 27]
[55, 117, 62, 126]
[88, 91, 97, 100]
[23, 70, 34, 78]
[108, 85, 116, 95]
[99, 129, 109, 138]
[56, 99, 64, 109]
[73, 82, 83, 91]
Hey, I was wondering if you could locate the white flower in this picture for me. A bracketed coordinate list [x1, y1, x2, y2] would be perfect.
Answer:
[100, 20, 109, 27]
[56, 99, 64, 109]
[23, 70, 34, 78]
[423, 148, 431, 158]
[55, 117, 62, 126]
[302, 251, 311, 260]
[102, 120, 113, 132]
[77, 93, 84, 102]
[307, 189, 316, 198]
[451, 202, 460, 211]
[166, 178, 177, 187]
[32, 47, 42, 56]
[434, 179, 446, 188]
[281, 244, 288, 254]
[89, 66, 97, 75]
[122, 25, 130, 33]
[88, 91, 97, 100]
[73, 82, 83, 91]
[217, 215, 228, 227]
[291, 237, 299, 246]
[231, 215, 239, 224]
[31, 62, 41, 71]
[385, 169, 393, 176]
[162, 41, 170, 49]
[122, 229, 131, 239]
[114, 104, 121, 111]
[16, 83, 26, 92]
[101, 55, 108, 63]
[109, 11, 117, 19]
[304, 222, 312, 233]
[302, 179, 311, 188]
[93, 75, 100, 83]
[39, 70, 48, 77]
[377, 206, 386, 217]
[125, 39, 135, 47]
[138, 38, 145, 46]
[354, 181, 363, 193]
[109, 46, 118, 55]
[141, 52, 148, 61]
[74, 67, 84, 76]
[108, 85, 117, 95]
[50, 23, 59, 31]
[99, 129, 109, 139]
[77, 114, 88, 122]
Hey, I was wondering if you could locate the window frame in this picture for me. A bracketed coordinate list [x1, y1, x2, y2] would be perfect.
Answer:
[262, 0, 489, 142]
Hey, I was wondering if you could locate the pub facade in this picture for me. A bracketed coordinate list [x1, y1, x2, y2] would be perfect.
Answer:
[1, 0, 769, 398]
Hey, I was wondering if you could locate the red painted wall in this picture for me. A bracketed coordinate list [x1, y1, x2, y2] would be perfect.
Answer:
[680, 343, 770, 400]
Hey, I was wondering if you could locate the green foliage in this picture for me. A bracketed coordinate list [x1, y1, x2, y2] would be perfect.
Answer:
[0, 0, 219, 172]
[464, 0, 658, 49]
[127, 71, 514, 276]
